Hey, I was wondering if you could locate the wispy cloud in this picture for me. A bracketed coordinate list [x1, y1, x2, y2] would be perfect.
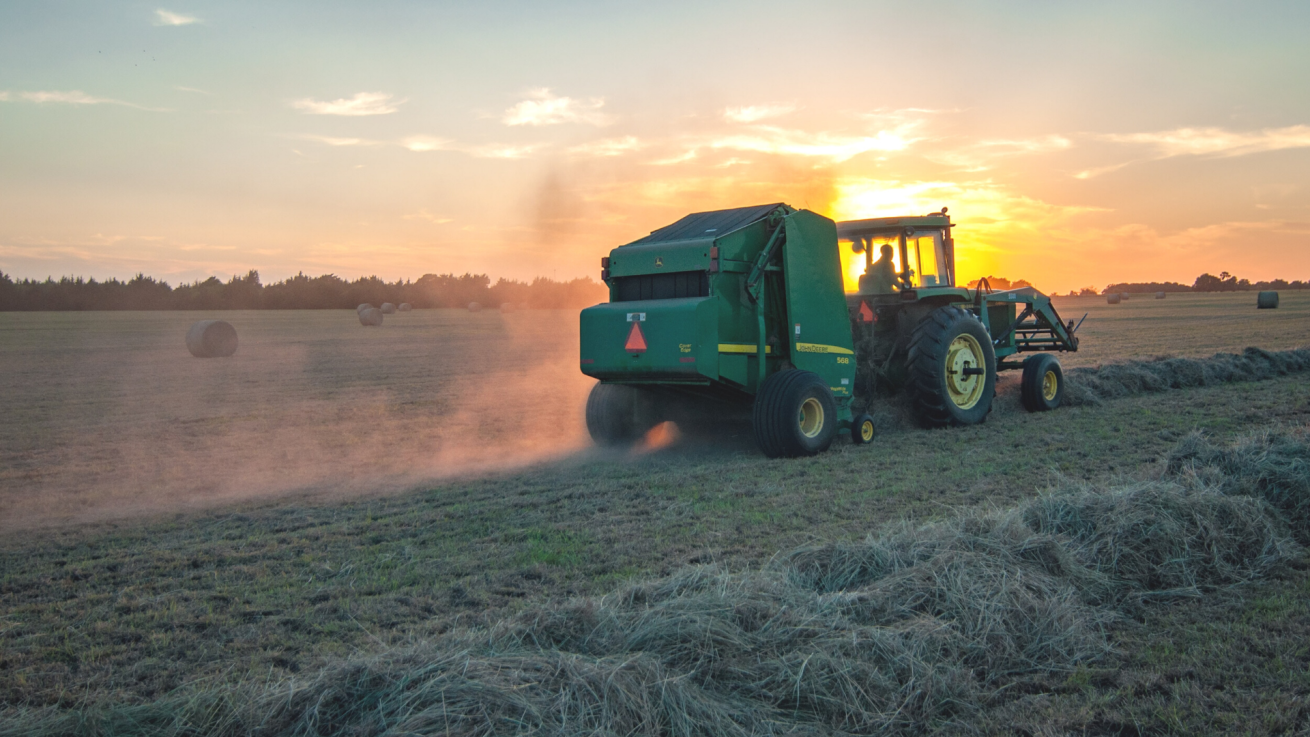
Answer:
[568, 136, 644, 157]
[302, 134, 381, 147]
[400, 136, 453, 153]
[708, 126, 917, 162]
[399, 136, 542, 159]
[723, 103, 796, 124]
[154, 9, 201, 26]
[2, 90, 168, 111]
[502, 88, 613, 127]
[647, 150, 697, 166]
[1101, 125, 1310, 158]
[174, 85, 211, 95]
[291, 92, 403, 116]
[461, 143, 545, 159]
[403, 209, 453, 224]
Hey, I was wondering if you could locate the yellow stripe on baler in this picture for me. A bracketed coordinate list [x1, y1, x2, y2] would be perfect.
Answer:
[718, 344, 773, 354]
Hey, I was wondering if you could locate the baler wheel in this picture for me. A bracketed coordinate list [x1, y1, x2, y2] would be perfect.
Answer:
[851, 413, 876, 445]
[585, 383, 656, 446]
[1021, 353, 1064, 412]
[752, 370, 837, 458]
[905, 306, 997, 427]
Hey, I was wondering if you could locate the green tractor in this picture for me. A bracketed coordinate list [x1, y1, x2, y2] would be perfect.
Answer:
[579, 203, 1080, 457]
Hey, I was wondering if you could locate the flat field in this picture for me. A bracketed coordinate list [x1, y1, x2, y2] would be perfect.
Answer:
[0, 309, 593, 529]
[1, 291, 1309, 732]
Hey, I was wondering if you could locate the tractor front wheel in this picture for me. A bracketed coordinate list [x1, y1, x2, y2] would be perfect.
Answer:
[585, 383, 659, 446]
[1021, 353, 1064, 412]
[905, 306, 997, 427]
[752, 370, 837, 458]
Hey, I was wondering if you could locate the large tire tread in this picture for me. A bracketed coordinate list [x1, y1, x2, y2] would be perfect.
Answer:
[904, 306, 996, 428]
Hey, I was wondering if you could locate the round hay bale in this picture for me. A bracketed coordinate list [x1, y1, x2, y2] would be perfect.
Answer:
[398, 303, 412, 312]
[468, 302, 483, 312]
[1257, 291, 1279, 309]
[380, 302, 397, 314]
[357, 303, 373, 315]
[500, 302, 515, 313]
[186, 320, 238, 358]
[1120, 292, 1130, 301]
[1155, 291, 1166, 299]
[358, 307, 384, 326]
[1106, 293, 1121, 304]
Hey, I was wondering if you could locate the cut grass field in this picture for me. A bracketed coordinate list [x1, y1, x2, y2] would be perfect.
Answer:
[1, 291, 1308, 733]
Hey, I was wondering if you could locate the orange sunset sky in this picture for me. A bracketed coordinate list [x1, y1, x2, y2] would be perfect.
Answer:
[2, 1, 1308, 294]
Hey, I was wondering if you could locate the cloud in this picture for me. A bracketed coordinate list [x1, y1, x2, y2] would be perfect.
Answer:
[403, 209, 453, 224]
[567, 136, 644, 157]
[291, 92, 403, 116]
[303, 134, 381, 147]
[1101, 125, 1310, 158]
[461, 143, 545, 159]
[400, 136, 543, 159]
[3, 90, 168, 111]
[154, 9, 201, 26]
[708, 125, 917, 163]
[647, 150, 698, 166]
[925, 134, 1074, 171]
[502, 88, 613, 126]
[174, 85, 211, 95]
[400, 136, 453, 152]
[723, 103, 797, 123]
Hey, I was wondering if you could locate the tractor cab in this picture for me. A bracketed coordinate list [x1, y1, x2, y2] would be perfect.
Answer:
[838, 209, 956, 295]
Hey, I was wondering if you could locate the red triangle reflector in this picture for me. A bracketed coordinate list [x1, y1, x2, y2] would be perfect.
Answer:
[858, 301, 874, 323]
[625, 322, 647, 353]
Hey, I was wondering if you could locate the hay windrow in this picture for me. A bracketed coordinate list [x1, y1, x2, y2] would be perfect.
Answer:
[1061, 346, 1310, 406]
[7, 432, 1304, 737]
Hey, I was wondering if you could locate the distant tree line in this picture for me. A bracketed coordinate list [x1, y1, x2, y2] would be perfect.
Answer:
[0, 270, 608, 311]
[1100, 272, 1309, 295]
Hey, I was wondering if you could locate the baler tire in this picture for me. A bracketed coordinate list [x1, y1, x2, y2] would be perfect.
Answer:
[752, 370, 837, 458]
[585, 383, 650, 447]
[905, 306, 996, 428]
[851, 413, 876, 445]
[1020, 353, 1064, 412]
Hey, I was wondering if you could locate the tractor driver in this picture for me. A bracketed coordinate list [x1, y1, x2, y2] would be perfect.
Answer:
[858, 243, 899, 294]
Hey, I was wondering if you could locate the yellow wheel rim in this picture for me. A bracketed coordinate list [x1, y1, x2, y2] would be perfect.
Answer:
[860, 420, 875, 442]
[945, 334, 986, 410]
[1042, 369, 1059, 401]
[799, 398, 824, 438]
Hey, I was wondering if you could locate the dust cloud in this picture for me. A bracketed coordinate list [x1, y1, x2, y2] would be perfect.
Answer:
[0, 310, 596, 532]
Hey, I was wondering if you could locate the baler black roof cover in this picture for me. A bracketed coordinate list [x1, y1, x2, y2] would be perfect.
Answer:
[627, 203, 784, 245]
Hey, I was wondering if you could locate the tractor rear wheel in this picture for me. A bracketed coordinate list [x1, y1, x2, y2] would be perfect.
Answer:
[1021, 353, 1064, 412]
[905, 306, 997, 427]
[752, 370, 837, 458]
[585, 383, 658, 446]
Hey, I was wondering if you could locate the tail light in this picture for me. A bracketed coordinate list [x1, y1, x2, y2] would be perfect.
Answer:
[709, 246, 719, 274]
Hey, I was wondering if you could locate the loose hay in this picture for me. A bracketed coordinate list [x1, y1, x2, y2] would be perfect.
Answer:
[1166, 427, 1310, 539]
[1062, 347, 1310, 407]
[8, 433, 1307, 737]
[184, 320, 238, 358]
[357, 307, 383, 327]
